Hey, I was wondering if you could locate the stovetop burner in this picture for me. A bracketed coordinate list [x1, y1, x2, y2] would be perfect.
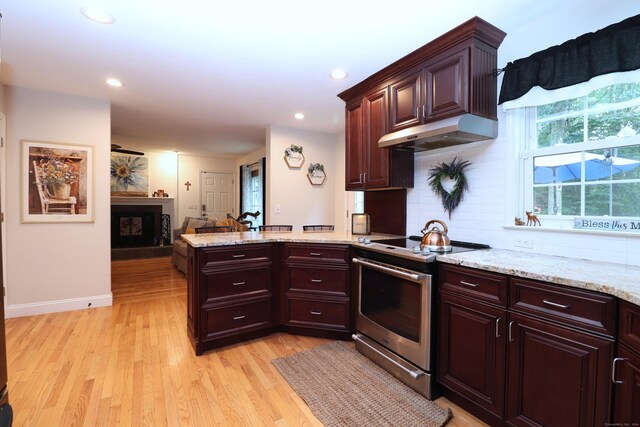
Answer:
[374, 236, 490, 253]
[352, 236, 490, 264]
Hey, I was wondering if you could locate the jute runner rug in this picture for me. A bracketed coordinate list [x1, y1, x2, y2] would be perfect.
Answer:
[272, 340, 451, 427]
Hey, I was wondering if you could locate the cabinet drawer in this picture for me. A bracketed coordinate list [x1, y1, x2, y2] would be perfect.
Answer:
[509, 278, 616, 337]
[204, 266, 271, 302]
[203, 299, 271, 338]
[285, 244, 349, 264]
[288, 266, 349, 295]
[439, 264, 507, 307]
[619, 300, 640, 350]
[287, 298, 349, 331]
[200, 244, 271, 267]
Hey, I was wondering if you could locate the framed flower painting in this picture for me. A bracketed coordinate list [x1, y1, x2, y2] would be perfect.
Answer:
[110, 154, 149, 197]
[21, 140, 94, 223]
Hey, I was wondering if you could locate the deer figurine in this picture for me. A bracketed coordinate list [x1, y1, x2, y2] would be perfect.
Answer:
[514, 217, 525, 226]
[525, 211, 541, 226]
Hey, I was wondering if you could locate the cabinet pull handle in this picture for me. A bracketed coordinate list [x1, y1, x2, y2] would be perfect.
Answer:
[612, 357, 628, 384]
[310, 311, 323, 316]
[508, 321, 515, 342]
[363, 172, 367, 183]
[416, 107, 420, 119]
[232, 254, 246, 258]
[495, 318, 502, 338]
[311, 279, 323, 283]
[359, 173, 363, 184]
[459, 280, 479, 287]
[543, 299, 570, 309]
[233, 315, 246, 320]
[232, 281, 245, 286]
[422, 105, 426, 120]
[309, 252, 322, 256]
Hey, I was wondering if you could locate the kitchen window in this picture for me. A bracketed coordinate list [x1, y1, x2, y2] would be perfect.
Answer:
[519, 82, 640, 227]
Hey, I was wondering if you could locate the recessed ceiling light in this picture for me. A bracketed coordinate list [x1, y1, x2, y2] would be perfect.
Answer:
[294, 113, 305, 120]
[106, 78, 124, 87]
[80, 6, 116, 24]
[330, 69, 348, 80]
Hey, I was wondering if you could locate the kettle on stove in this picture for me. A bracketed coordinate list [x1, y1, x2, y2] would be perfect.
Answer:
[420, 219, 452, 252]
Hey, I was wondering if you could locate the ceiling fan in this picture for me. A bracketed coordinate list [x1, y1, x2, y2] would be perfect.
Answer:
[110, 144, 144, 156]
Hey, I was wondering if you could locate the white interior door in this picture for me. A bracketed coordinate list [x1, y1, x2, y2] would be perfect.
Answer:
[200, 171, 234, 220]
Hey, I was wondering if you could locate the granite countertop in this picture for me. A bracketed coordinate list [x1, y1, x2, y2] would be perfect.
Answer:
[181, 231, 396, 247]
[436, 249, 640, 306]
[182, 232, 640, 306]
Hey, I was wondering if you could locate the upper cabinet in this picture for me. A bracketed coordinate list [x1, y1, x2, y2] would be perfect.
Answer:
[339, 17, 506, 190]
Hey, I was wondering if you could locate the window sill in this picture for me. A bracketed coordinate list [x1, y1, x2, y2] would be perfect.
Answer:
[502, 224, 640, 238]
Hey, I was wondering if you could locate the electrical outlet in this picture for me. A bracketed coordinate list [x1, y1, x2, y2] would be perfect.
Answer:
[515, 238, 533, 249]
[275, 204, 281, 214]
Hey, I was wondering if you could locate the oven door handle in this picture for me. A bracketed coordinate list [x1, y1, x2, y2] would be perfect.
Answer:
[352, 334, 424, 380]
[352, 257, 426, 282]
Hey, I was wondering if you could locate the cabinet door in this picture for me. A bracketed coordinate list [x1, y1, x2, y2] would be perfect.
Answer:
[425, 48, 469, 121]
[437, 292, 506, 417]
[345, 99, 365, 190]
[506, 313, 613, 427]
[364, 88, 390, 188]
[389, 69, 422, 132]
[612, 344, 640, 425]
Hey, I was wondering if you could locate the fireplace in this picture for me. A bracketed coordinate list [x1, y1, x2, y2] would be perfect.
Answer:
[111, 205, 162, 248]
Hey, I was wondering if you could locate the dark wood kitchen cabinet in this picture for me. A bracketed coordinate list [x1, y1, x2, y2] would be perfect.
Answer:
[345, 88, 413, 190]
[187, 243, 273, 355]
[338, 17, 506, 166]
[437, 264, 616, 427]
[612, 301, 640, 424]
[281, 243, 351, 338]
[437, 264, 508, 419]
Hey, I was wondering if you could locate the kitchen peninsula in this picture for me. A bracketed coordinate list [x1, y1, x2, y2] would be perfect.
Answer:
[183, 231, 640, 424]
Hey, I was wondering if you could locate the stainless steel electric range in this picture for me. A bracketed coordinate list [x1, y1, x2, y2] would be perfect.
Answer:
[351, 236, 490, 399]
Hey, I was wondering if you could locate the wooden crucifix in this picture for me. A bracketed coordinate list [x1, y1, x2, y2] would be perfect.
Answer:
[184, 181, 191, 191]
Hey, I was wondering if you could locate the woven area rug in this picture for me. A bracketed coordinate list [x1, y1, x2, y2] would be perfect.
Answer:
[272, 341, 452, 427]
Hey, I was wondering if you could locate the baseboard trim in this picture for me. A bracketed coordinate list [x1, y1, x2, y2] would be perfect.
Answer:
[6, 293, 113, 318]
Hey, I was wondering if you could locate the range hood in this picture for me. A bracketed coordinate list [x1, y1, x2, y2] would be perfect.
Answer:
[378, 114, 498, 152]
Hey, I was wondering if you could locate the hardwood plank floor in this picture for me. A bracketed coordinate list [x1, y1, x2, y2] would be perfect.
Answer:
[5, 256, 487, 426]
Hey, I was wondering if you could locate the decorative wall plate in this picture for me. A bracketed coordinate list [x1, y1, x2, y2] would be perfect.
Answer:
[284, 144, 305, 168]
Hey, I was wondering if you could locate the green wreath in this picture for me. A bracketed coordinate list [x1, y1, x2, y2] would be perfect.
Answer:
[427, 157, 471, 219]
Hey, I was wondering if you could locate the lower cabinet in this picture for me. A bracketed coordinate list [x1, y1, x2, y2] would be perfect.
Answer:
[438, 292, 506, 417]
[188, 244, 274, 355]
[282, 243, 351, 338]
[505, 312, 613, 427]
[437, 264, 615, 427]
[612, 301, 640, 424]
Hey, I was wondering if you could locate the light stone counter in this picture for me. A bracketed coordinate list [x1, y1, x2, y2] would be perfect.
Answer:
[436, 249, 640, 306]
[181, 231, 396, 248]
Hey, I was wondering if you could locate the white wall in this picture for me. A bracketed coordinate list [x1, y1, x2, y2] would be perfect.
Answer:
[267, 126, 346, 230]
[176, 153, 238, 225]
[407, 0, 640, 266]
[4, 86, 112, 316]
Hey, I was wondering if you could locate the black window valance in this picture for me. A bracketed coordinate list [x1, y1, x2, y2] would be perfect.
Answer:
[499, 14, 640, 104]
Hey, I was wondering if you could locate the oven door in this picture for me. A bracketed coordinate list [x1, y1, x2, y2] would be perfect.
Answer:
[352, 257, 432, 371]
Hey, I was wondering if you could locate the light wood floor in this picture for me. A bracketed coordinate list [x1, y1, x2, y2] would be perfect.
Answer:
[5, 256, 487, 426]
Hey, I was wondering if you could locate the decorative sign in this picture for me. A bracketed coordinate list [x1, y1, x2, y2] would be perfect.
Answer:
[574, 217, 640, 233]
[352, 213, 370, 235]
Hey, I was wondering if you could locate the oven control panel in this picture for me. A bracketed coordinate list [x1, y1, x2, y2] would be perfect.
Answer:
[352, 241, 436, 263]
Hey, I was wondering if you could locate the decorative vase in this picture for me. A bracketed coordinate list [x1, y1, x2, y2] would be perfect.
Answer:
[52, 183, 71, 199]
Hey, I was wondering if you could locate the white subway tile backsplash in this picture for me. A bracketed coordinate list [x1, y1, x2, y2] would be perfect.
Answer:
[408, 139, 639, 265]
